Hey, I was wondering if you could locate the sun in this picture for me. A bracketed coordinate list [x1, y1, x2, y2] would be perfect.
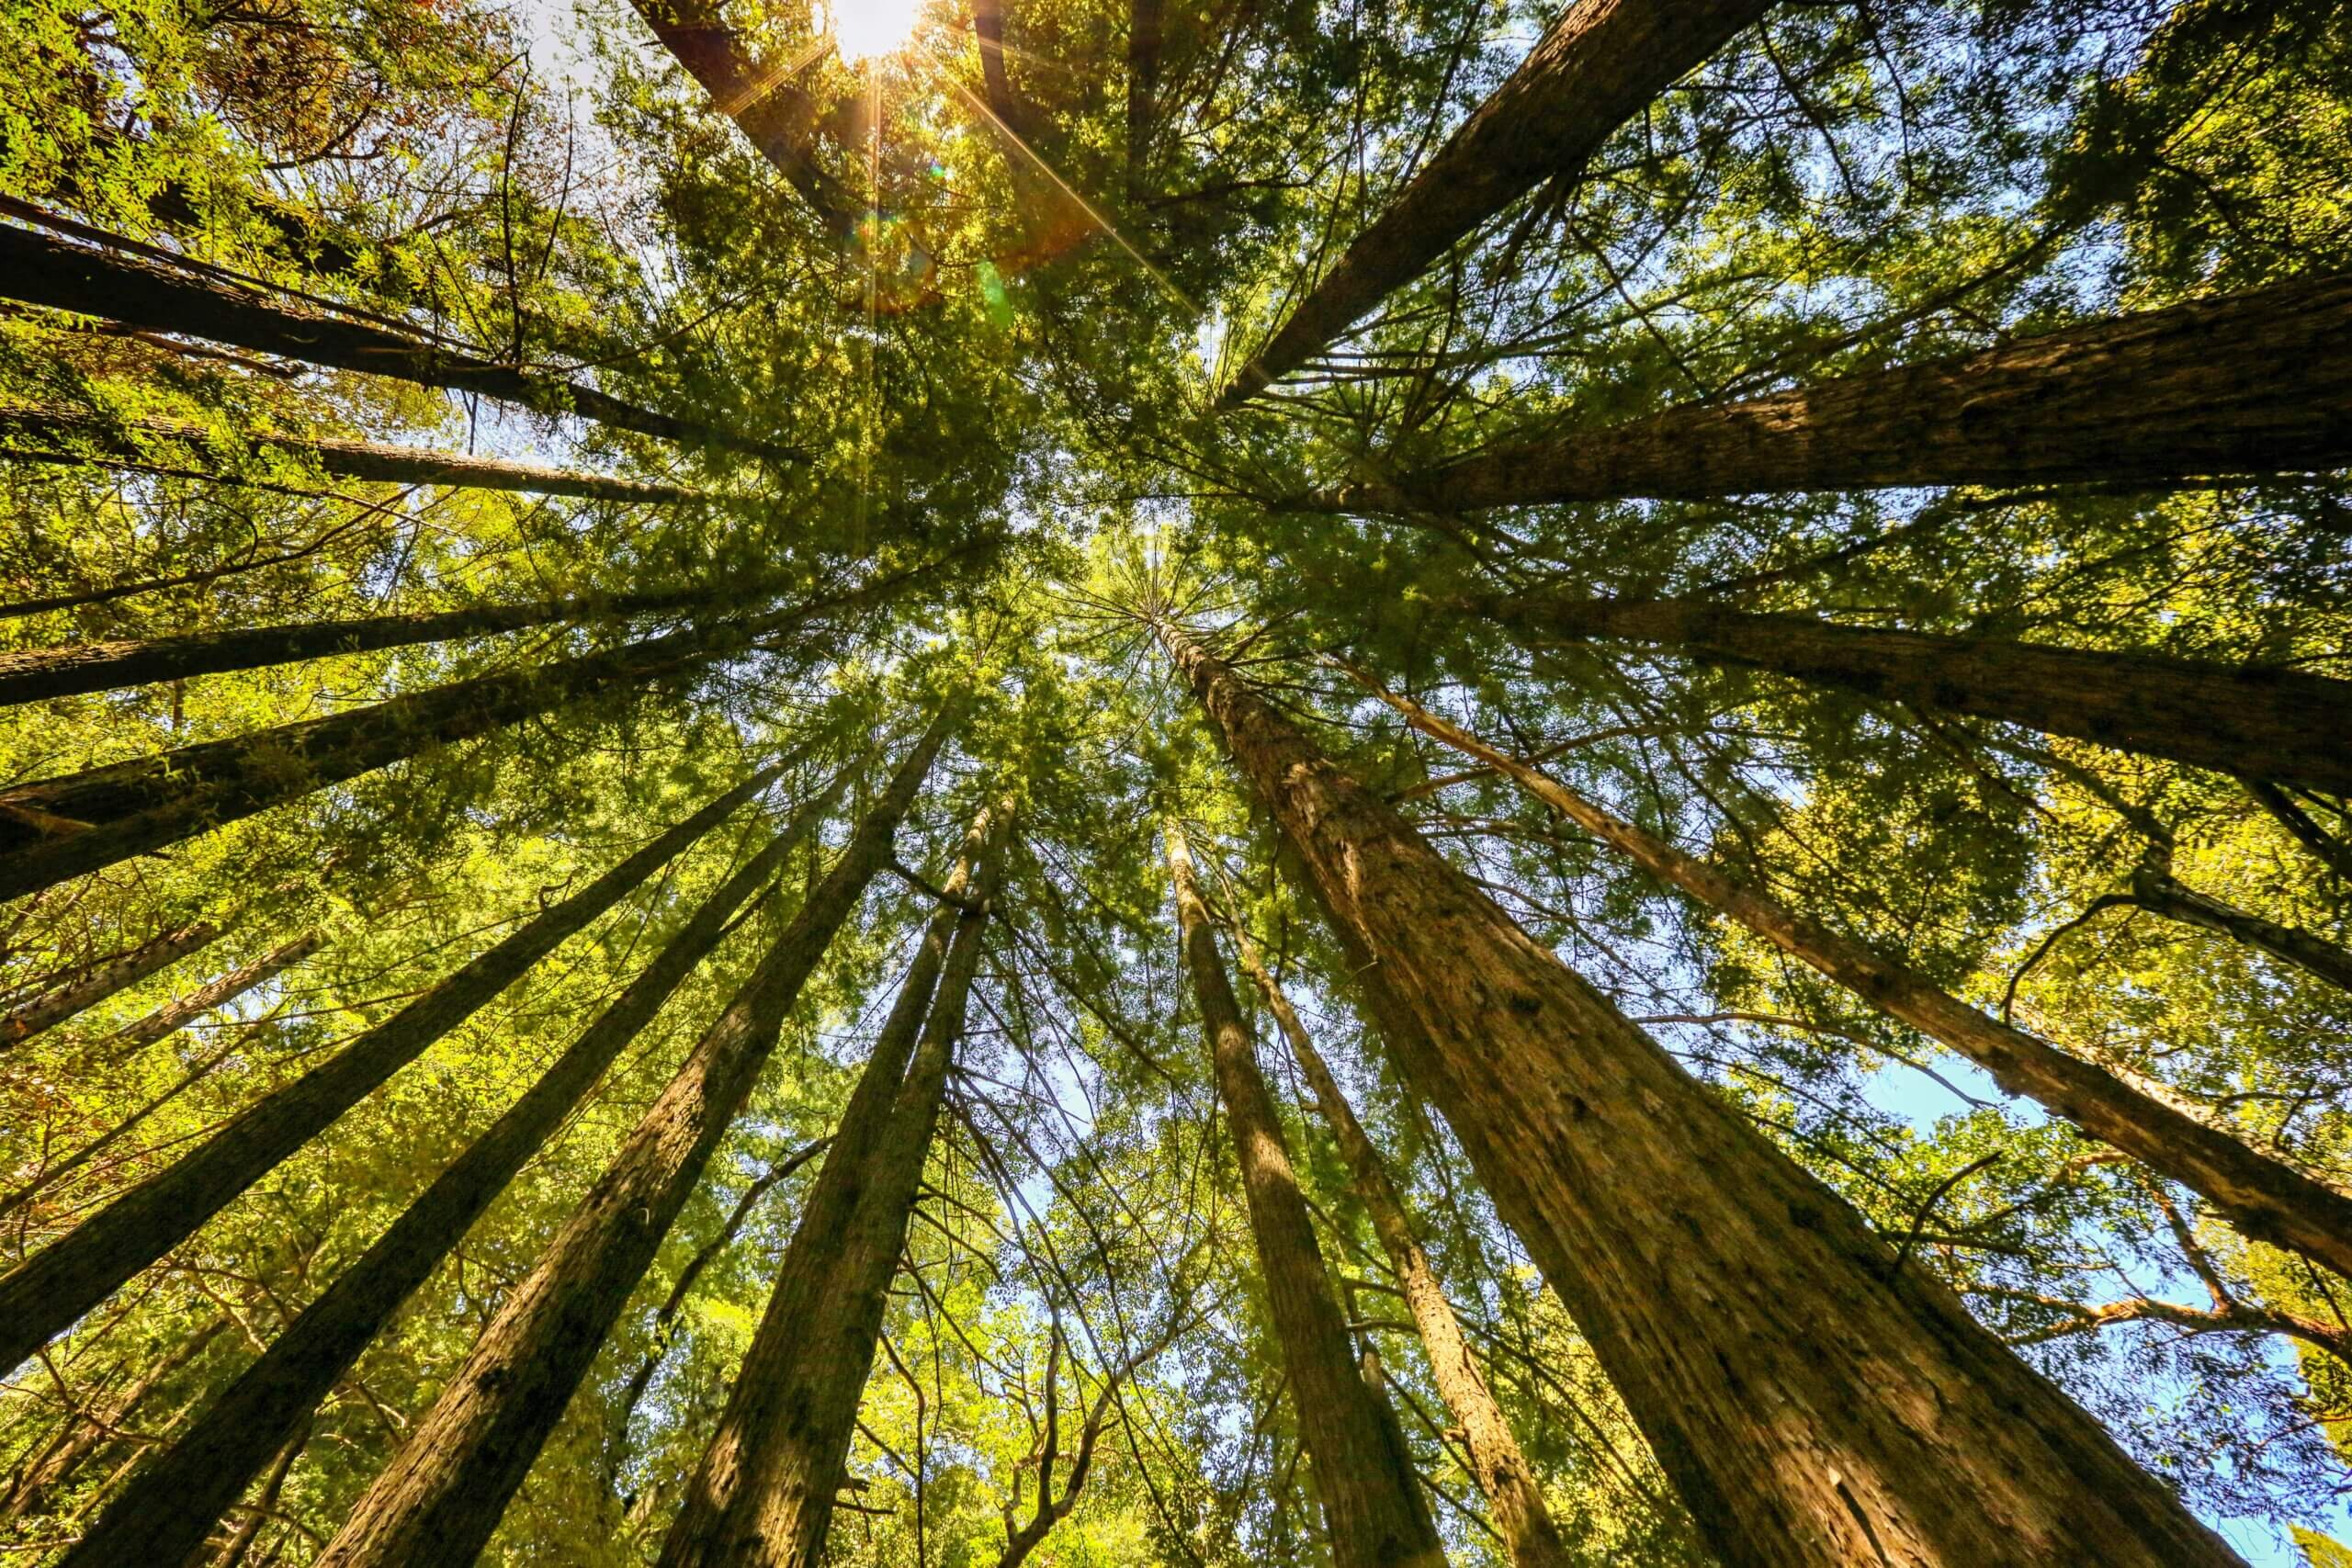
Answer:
[829, 0, 924, 65]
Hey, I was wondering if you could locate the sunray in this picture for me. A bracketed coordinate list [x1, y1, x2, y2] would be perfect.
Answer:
[915, 48, 1195, 316]
[710, 33, 830, 119]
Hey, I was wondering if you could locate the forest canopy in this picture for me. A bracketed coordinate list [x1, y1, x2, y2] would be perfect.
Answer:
[1, 0, 2348, 1563]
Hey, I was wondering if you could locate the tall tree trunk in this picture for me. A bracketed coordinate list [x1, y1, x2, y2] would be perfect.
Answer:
[0, 411, 701, 503]
[95, 932, 324, 1058]
[312, 708, 960, 1568]
[655, 795, 1012, 1568]
[625, 0, 860, 234]
[1125, 0, 1163, 199]
[0, 768, 780, 1373]
[1229, 930, 1571, 1568]
[1354, 668, 2352, 1284]
[0, 575, 886, 901]
[0, 224, 797, 463]
[1314, 274, 2352, 505]
[1219, 0, 1770, 403]
[59, 763, 851, 1568]
[0, 1318, 226, 1520]
[2125, 856, 2352, 995]
[1159, 623, 2240, 1568]
[1164, 825, 1445, 1568]
[973, 0, 1046, 145]
[0, 581, 755, 709]
[1462, 590, 2352, 796]
[2, 919, 226, 1048]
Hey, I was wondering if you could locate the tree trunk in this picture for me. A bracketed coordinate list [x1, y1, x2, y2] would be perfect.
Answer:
[656, 795, 1012, 1568]
[0, 224, 797, 463]
[1230, 931, 1571, 1568]
[96, 932, 325, 1058]
[1317, 274, 2352, 504]
[1219, 0, 1769, 404]
[311, 708, 959, 1568]
[1164, 825, 1445, 1568]
[1, 919, 226, 1048]
[0, 411, 701, 503]
[0, 581, 751, 709]
[1464, 590, 2352, 796]
[1355, 668, 2352, 1285]
[0, 1318, 226, 1520]
[0, 767, 780, 1373]
[59, 763, 849, 1568]
[625, 0, 860, 234]
[209, 1410, 311, 1568]
[2127, 859, 2352, 995]
[1160, 623, 2240, 1568]
[0, 575, 887, 901]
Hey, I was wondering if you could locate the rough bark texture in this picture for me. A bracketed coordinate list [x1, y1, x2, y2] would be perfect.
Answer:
[0, 919, 225, 1047]
[0, 224, 795, 461]
[1166, 827, 1445, 1568]
[1231, 933, 1571, 1568]
[61, 766, 841, 1568]
[1220, 0, 1769, 403]
[656, 796, 1011, 1568]
[1361, 671, 2352, 1284]
[0, 411, 701, 503]
[1320, 274, 2352, 504]
[96, 931, 323, 1058]
[0, 577, 884, 901]
[312, 710, 957, 1568]
[0, 1318, 225, 1520]
[2128, 861, 2352, 995]
[1163, 625, 2241, 1568]
[1468, 591, 2352, 795]
[0, 582, 742, 709]
[0, 768, 776, 1374]
[626, 0, 859, 233]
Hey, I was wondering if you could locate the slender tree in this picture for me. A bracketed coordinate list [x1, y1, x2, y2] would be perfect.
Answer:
[1351, 666, 2352, 1281]
[1159, 619, 2241, 1567]
[1461, 590, 2352, 795]
[1306, 274, 2352, 506]
[1, 919, 226, 1048]
[0, 765, 782, 1372]
[1228, 928, 1572, 1568]
[0, 223, 797, 462]
[2123, 851, 2352, 995]
[58, 761, 854, 1568]
[1164, 823, 1445, 1568]
[0, 410, 702, 502]
[94, 932, 324, 1059]
[312, 705, 960, 1568]
[655, 795, 1012, 1568]
[0, 575, 894, 900]
[1220, 0, 1771, 403]
[0, 1319, 226, 1521]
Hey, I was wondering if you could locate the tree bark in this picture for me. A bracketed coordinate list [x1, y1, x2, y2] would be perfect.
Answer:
[1164, 825, 1445, 1568]
[0, 767, 780, 1374]
[1160, 623, 2241, 1568]
[0, 411, 701, 503]
[0, 224, 797, 463]
[1230, 931, 1571, 1568]
[60, 764, 849, 1568]
[1464, 590, 2352, 796]
[1, 919, 226, 1048]
[311, 708, 959, 1568]
[656, 795, 1012, 1568]
[0, 1318, 226, 1520]
[0, 575, 885, 901]
[625, 0, 860, 234]
[1355, 668, 2352, 1284]
[1314, 274, 2352, 504]
[0, 581, 754, 710]
[2126, 859, 2352, 996]
[95, 932, 324, 1059]
[1219, 0, 1770, 404]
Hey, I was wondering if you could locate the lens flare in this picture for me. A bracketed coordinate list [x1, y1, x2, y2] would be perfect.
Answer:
[829, 0, 922, 64]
